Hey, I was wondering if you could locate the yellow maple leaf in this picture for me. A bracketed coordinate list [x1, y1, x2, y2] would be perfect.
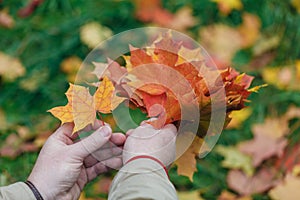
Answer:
[94, 76, 114, 113]
[49, 84, 96, 133]
[211, 0, 243, 15]
[175, 132, 203, 181]
[227, 107, 252, 129]
[269, 174, 300, 200]
[215, 145, 254, 176]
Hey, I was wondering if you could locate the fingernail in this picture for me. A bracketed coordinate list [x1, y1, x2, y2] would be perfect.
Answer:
[100, 126, 111, 137]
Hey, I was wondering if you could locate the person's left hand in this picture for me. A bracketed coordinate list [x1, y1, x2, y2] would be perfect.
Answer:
[28, 120, 125, 200]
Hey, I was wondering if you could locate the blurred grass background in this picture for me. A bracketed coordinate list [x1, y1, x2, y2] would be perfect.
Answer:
[0, 0, 300, 199]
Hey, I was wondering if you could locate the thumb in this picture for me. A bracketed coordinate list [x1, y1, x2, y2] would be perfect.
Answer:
[71, 125, 112, 158]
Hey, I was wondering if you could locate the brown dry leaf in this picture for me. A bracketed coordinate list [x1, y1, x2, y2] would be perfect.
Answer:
[0, 52, 26, 82]
[211, 0, 243, 15]
[177, 190, 204, 200]
[269, 174, 300, 200]
[0, 9, 15, 28]
[238, 13, 261, 48]
[227, 169, 278, 196]
[218, 190, 252, 200]
[227, 107, 252, 129]
[239, 118, 289, 166]
[199, 24, 243, 65]
[215, 145, 254, 176]
[175, 132, 203, 181]
[169, 7, 198, 31]
[134, 0, 173, 26]
[48, 84, 96, 133]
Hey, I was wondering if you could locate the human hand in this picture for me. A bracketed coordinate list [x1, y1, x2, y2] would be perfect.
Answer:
[28, 120, 125, 200]
[123, 123, 177, 167]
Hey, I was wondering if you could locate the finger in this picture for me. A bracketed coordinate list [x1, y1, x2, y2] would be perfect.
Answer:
[84, 146, 123, 167]
[163, 124, 177, 135]
[52, 123, 78, 143]
[80, 119, 104, 133]
[86, 157, 122, 181]
[126, 129, 135, 137]
[110, 133, 126, 145]
[71, 125, 112, 158]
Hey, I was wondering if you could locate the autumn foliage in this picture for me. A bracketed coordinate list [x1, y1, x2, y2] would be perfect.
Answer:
[49, 32, 260, 180]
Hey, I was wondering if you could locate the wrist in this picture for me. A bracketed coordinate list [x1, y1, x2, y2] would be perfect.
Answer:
[125, 155, 170, 179]
[24, 180, 45, 200]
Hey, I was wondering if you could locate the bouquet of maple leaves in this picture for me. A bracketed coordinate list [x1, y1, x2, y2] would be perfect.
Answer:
[49, 32, 261, 180]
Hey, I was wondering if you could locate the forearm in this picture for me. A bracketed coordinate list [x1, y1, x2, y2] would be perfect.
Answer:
[0, 182, 35, 200]
[108, 158, 178, 200]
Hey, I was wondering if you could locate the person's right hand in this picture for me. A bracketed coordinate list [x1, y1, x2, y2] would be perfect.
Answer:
[123, 123, 177, 167]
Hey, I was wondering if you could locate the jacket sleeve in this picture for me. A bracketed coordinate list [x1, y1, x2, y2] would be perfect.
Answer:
[108, 158, 178, 200]
[0, 182, 35, 200]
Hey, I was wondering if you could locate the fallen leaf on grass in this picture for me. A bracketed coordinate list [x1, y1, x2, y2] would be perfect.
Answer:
[0, 52, 26, 82]
[227, 169, 278, 196]
[218, 190, 252, 200]
[238, 13, 261, 48]
[211, 0, 243, 15]
[80, 22, 113, 49]
[262, 61, 300, 91]
[60, 56, 82, 83]
[0, 9, 14, 28]
[239, 118, 289, 166]
[269, 174, 300, 200]
[215, 145, 254, 176]
[178, 190, 204, 200]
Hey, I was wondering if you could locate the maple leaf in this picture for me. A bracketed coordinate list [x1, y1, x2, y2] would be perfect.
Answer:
[92, 58, 127, 84]
[94, 76, 115, 113]
[175, 132, 203, 181]
[239, 118, 289, 166]
[49, 84, 96, 133]
[269, 174, 300, 200]
[227, 169, 278, 196]
[215, 145, 254, 176]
